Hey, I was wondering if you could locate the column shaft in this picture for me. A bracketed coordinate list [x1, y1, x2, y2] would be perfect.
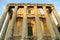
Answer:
[0, 13, 10, 40]
[4, 6, 18, 40]
[51, 7, 60, 26]
[34, 6, 44, 40]
[43, 6, 56, 40]
[21, 6, 28, 40]
[0, 7, 9, 31]
[41, 19, 45, 34]
[49, 14, 60, 40]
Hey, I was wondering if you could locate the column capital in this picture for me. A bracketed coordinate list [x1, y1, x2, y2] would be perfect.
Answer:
[51, 6, 55, 10]
[34, 5, 37, 8]
[14, 6, 18, 10]
[24, 6, 27, 8]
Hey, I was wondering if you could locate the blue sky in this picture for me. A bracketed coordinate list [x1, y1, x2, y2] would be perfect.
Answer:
[0, 0, 60, 17]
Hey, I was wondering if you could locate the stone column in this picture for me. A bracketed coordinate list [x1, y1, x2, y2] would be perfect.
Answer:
[21, 6, 28, 40]
[34, 6, 44, 40]
[43, 6, 56, 40]
[4, 6, 18, 40]
[0, 12, 10, 40]
[51, 7, 60, 26]
[40, 19, 45, 34]
[0, 6, 9, 31]
[49, 13, 60, 40]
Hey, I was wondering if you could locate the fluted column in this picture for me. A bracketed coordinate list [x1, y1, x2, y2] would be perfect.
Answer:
[51, 7, 60, 26]
[49, 14, 60, 40]
[43, 6, 56, 40]
[4, 6, 18, 40]
[0, 12, 10, 40]
[40, 19, 45, 34]
[0, 6, 9, 31]
[34, 6, 44, 40]
[21, 6, 28, 40]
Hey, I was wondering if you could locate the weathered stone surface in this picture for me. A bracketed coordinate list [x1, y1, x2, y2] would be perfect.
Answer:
[0, 3, 60, 40]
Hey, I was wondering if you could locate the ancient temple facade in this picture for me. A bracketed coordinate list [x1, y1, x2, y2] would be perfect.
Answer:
[0, 3, 60, 40]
